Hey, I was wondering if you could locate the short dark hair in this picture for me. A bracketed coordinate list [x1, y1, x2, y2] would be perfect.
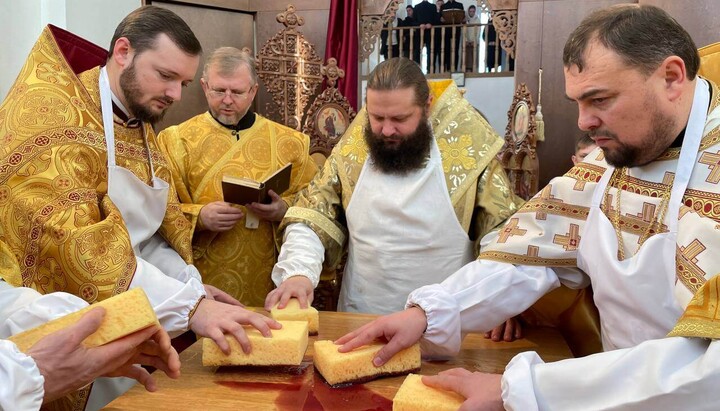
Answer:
[563, 4, 699, 79]
[469, 5, 476, 10]
[575, 134, 595, 152]
[108, 5, 202, 59]
[366, 57, 429, 107]
[407, 5, 413, 10]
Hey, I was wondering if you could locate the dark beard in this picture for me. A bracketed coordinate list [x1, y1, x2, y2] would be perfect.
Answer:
[592, 101, 676, 168]
[119, 60, 172, 124]
[364, 116, 433, 174]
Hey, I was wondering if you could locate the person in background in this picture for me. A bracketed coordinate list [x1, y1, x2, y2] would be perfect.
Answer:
[413, 0, 442, 73]
[464, 5, 481, 72]
[440, 0, 464, 72]
[572, 133, 598, 165]
[158, 47, 317, 306]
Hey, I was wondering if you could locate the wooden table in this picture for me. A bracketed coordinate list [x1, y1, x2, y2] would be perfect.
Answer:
[105, 311, 572, 410]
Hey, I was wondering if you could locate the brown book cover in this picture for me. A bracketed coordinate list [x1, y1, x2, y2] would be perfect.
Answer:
[222, 163, 293, 205]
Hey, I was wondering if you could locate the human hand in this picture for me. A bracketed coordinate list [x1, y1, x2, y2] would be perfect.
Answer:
[188, 299, 281, 355]
[199, 201, 244, 231]
[203, 284, 244, 307]
[27, 307, 180, 402]
[245, 190, 288, 222]
[264, 276, 314, 310]
[484, 316, 523, 342]
[335, 306, 427, 366]
[422, 368, 503, 411]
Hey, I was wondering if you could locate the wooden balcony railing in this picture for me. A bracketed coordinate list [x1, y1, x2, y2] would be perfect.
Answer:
[372, 22, 514, 77]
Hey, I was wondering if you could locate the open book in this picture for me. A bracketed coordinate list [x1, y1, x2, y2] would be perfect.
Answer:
[221, 163, 292, 205]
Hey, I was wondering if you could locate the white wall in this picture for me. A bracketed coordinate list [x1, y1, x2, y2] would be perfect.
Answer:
[463, 75, 514, 135]
[0, 0, 140, 100]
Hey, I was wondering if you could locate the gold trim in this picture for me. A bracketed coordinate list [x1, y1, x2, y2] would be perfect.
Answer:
[479, 250, 577, 267]
[285, 206, 346, 246]
[518, 198, 590, 221]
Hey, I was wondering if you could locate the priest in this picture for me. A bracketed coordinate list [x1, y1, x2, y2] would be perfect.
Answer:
[266, 58, 526, 339]
[158, 47, 317, 306]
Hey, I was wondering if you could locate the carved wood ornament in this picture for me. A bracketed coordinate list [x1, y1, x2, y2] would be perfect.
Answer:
[302, 58, 358, 159]
[255, 5, 323, 130]
[487, 0, 518, 60]
[359, 0, 403, 62]
[498, 83, 539, 200]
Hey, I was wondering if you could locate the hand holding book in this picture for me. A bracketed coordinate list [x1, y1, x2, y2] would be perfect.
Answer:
[245, 190, 288, 222]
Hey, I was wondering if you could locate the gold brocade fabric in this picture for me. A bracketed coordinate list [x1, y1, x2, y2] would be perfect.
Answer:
[281, 80, 522, 270]
[479, 79, 720, 350]
[157, 112, 317, 305]
[669, 274, 720, 339]
[0, 27, 193, 305]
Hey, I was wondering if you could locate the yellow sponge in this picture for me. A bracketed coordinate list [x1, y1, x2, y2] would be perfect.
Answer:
[313, 340, 421, 386]
[202, 320, 308, 366]
[270, 298, 319, 335]
[8, 288, 158, 352]
[393, 373, 464, 411]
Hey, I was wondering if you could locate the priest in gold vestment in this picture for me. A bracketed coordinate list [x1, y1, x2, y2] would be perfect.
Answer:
[0, 7, 279, 411]
[335, 6, 720, 410]
[158, 48, 317, 306]
[266, 58, 524, 321]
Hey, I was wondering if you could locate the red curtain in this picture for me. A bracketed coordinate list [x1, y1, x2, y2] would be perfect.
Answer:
[325, 0, 359, 110]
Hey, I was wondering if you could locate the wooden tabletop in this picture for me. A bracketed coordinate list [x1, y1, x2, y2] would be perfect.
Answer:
[104, 311, 572, 410]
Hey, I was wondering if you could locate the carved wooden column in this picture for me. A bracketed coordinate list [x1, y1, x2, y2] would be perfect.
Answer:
[487, 0, 518, 59]
[359, 0, 403, 62]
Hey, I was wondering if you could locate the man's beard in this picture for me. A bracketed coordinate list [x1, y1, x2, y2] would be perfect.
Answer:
[119, 60, 173, 123]
[592, 107, 676, 168]
[210, 105, 246, 126]
[364, 115, 433, 174]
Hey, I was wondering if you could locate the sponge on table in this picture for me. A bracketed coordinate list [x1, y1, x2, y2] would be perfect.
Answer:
[270, 298, 319, 335]
[313, 340, 421, 386]
[393, 373, 464, 411]
[8, 287, 158, 352]
[202, 320, 308, 366]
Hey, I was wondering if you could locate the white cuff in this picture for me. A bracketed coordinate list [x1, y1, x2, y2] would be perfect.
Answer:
[131, 257, 206, 337]
[502, 351, 543, 411]
[272, 223, 324, 288]
[407, 283, 461, 358]
[0, 340, 44, 411]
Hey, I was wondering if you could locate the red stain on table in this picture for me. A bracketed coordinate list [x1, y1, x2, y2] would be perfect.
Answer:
[215, 365, 392, 411]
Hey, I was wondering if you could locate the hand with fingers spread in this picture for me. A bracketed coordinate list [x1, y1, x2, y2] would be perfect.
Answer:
[422, 368, 503, 411]
[25, 307, 181, 402]
[204, 284, 244, 307]
[245, 190, 288, 222]
[484, 316, 523, 342]
[188, 298, 282, 355]
[335, 307, 427, 367]
[264, 276, 314, 311]
[199, 201, 244, 232]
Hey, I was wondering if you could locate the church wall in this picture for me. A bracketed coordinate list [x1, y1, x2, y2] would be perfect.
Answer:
[515, 0, 720, 187]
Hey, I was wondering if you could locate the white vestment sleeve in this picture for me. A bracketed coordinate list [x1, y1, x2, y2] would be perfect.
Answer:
[0, 281, 87, 338]
[137, 233, 202, 284]
[503, 337, 720, 411]
[129, 257, 205, 337]
[0, 340, 44, 411]
[271, 223, 325, 288]
[406, 259, 561, 357]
